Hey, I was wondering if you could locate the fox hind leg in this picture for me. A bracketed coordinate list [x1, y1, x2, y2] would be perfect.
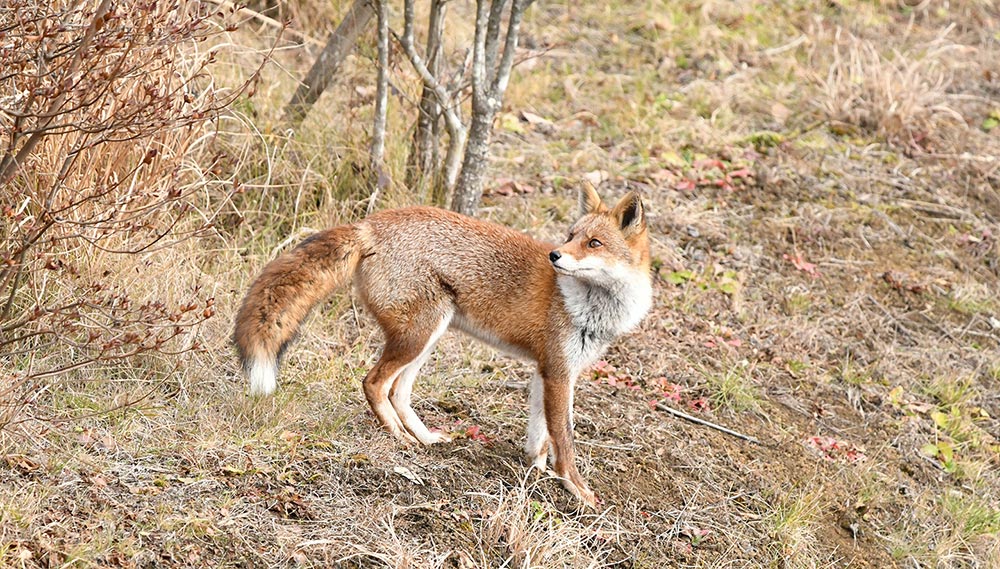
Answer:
[389, 311, 453, 445]
[362, 342, 422, 444]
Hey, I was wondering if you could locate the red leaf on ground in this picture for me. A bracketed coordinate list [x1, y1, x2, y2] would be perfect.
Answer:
[688, 398, 710, 412]
[693, 158, 725, 170]
[464, 425, 492, 444]
[650, 168, 677, 183]
[653, 377, 683, 402]
[805, 435, 866, 463]
[783, 253, 820, 278]
[675, 179, 697, 192]
[488, 179, 536, 197]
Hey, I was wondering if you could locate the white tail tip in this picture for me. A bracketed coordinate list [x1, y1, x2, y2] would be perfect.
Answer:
[247, 357, 278, 396]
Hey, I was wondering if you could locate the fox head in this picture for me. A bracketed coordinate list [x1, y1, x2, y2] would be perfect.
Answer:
[549, 184, 651, 288]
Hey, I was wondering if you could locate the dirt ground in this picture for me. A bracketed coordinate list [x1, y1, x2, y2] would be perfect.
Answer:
[2, 1, 999, 567]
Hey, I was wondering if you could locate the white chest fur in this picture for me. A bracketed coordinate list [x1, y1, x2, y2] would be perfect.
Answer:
[557, 270, 653, 374]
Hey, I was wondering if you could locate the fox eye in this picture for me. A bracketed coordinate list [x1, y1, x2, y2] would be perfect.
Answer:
[588, 238, 603, 248]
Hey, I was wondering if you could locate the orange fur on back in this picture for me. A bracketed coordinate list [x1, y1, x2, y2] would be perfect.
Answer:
[356, 207, 562, 361]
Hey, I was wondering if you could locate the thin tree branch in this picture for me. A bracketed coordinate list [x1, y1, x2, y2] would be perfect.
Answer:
[402, 0, 415, 47]
[406, 0, 447, 196]
[0, 0, 113, 186]
[655, 403, 762, 445]
[392, 29, 466, 148]
[492, 0, 532, 96]
[394, 6, 469, 194]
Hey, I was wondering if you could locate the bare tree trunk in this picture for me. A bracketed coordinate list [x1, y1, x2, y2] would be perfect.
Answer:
[405, 0, 446, 203]
[428, 109, 446, 205]
[407, 87, 438, 193]
[367, 0, 390, 214]
[451, 0, 532, 216]
[282, 0, 375, 126]
[452, 110, 494, 215]
[396, 0, 468, 202]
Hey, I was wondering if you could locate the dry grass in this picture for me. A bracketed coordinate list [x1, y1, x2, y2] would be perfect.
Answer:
[765, 489, 824, 567]
[0, 0, 260, 447]
[811, 26, 970, 147]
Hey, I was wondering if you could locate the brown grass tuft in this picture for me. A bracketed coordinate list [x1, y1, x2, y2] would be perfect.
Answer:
[811, 26, 970, 148]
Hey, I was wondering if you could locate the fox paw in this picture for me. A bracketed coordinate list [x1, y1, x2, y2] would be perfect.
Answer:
[389, 426, 420, 445]
[530, 452, 548, 471]
[421, 431, 452, 445]
[561, 478, 597, 508]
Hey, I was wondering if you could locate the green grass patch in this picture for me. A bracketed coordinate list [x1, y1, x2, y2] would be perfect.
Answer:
[701, 362, 761, 413]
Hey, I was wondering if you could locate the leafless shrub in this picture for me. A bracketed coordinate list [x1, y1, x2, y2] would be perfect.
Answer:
[0, 0, 261, 437]
[400, 0, 535, 215]
[287, 0, 535, 214]
[812, 26, 968, 149]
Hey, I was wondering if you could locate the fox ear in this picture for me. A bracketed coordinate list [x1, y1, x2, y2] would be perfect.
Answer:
[612, 191, 645, 236]
[578, 181, 605, 216]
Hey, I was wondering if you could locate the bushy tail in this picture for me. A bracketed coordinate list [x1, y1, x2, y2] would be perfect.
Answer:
[234, 225, 363, 395]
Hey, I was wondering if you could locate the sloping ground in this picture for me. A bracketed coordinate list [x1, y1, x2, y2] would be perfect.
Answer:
[2, 1, 999, 567]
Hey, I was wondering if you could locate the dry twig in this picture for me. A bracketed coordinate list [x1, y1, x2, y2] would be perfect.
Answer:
[654, 403, 762, 445]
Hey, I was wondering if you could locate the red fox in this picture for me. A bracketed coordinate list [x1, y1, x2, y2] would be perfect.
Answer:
[234, 185, 652, 505]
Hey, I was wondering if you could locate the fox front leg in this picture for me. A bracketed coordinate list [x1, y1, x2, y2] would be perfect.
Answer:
[540, 367, 596, 507]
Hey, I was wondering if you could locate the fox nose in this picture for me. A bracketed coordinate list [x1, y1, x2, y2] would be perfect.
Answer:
[549, 250, 562, 263]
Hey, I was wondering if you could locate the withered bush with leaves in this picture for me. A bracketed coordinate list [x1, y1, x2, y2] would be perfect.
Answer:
[0, 0, 253, 432]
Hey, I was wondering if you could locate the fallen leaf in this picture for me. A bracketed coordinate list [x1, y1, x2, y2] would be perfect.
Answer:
[393, 465, 424, 485]
[675, 179, 697, 192]
[805, 435, 866, 463]
[220, 465, 245, 476]
[520, 110, 554, 128]
[783, 253, 820, 278]
[660, 381, 683, 403]
[693, 158, 725, 171]
[583, 169, 608, 187]
[727, 167, 752, 180]
[488, 178, 536, 197]
[77, 429, 95, 446]
[649, 168, 677, 183]
[5, 454, 41, 473]
[688, 398, 710, 412]
[99, 434, 117, 451]
[464, 424, 492, 444]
